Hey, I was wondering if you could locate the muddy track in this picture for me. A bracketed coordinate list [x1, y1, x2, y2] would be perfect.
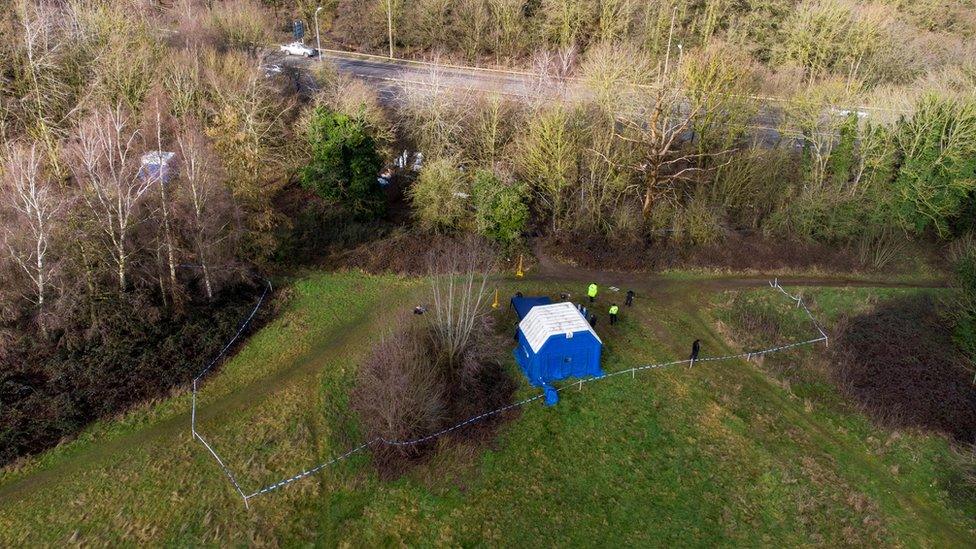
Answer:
[528, 241, 947, 293]
[0, 256, 945, 510]
[0, 289, 414, 506]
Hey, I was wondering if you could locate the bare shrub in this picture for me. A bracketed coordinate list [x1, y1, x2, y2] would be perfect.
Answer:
[351, 326, 446, 476]
[854, 228, 906, 271]
[449, 315, 518, 434]
[351, 314, 517, 478]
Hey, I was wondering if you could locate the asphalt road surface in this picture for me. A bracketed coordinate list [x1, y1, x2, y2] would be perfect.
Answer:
[267, 49, 547, 98]
[264, 49, 792, 143]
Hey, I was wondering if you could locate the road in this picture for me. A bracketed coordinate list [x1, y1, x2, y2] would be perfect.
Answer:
[267, 49, 558, 99]
[264, 49, 790, 142]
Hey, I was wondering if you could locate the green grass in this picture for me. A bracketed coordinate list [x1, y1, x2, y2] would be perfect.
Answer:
[0, 273, 973, 546]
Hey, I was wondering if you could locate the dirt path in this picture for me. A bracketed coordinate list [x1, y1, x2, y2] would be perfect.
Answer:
[528, 240, 946, 294]
[0, 254, 947, 513]
[0, 289, 413, 506]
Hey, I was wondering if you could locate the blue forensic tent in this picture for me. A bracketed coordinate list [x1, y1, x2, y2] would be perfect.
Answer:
[513, 301, 603, 388]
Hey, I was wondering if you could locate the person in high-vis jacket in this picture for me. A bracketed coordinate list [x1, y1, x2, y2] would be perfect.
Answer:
[587, 283, 598, 303]
[609, 304, 619, 325]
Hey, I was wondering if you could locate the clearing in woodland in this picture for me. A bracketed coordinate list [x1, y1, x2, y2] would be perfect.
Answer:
[0, 271, 973, 546]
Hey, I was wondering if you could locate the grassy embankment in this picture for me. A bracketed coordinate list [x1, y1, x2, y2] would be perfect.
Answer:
[0, 271, 973, 545]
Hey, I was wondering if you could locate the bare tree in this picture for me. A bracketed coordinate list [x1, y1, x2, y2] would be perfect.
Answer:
[617, 87, 732, 217]
[12, 0, 75, 177]
[426, 238, 494, 368]
[1, 141, 60, 307]
[145, 98, 179, 302]
[400, 60, 469, 159]
[176, 120, 233, 300]
[540, 0, 588, 47]
[515, 102, 581, 231]
[783, 79, 854, 193]
[68, 105, 152, 292]
[203, 52, 291, 262]
[680, 43, 759, 155]
[461, 92, 517, 168]
[579, 40, 653, 118]
[595, 0, 637, 43]
[487, 0, 527, 63]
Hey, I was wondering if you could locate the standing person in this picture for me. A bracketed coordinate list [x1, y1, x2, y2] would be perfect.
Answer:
[587, 283, 598, 303]
[589, 313, 598, 327]
[625, 289, 635, 306]
[609, 304, 619, 325]
[689, 339, 701, 367]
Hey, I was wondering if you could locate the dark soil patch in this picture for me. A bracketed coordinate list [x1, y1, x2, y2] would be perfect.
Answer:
[831, 295, 976, 443]
[272, 185, 403, 267]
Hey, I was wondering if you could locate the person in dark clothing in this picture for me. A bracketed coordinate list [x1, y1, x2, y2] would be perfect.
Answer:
[625, 290, 635, 306]
[413, 305, 427, 315]
[689, 339, 701, 367]
[589, 314, 598, 327]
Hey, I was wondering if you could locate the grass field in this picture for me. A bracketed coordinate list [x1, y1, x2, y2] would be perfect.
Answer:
[0, 271, 973, 546]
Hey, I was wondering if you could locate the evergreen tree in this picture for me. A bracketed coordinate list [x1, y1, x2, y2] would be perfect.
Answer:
[301, 107, 385, 218]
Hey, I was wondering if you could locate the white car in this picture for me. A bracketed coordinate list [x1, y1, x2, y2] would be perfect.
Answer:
[280, 42, 316, 57]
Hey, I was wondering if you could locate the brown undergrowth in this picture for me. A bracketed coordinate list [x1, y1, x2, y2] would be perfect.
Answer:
[350, 315, 517, 479]
[544, 231, 938, 274]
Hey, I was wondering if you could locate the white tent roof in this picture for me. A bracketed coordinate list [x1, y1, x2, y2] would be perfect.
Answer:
[518, 302, 601, 353]
[141, 151, 175, 166]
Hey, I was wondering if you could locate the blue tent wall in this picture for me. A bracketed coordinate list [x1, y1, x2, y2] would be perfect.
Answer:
[514, 329, 602, 387]
[510, 296, 552, 320]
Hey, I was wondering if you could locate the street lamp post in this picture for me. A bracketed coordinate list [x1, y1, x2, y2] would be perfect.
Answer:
[314, 6, 323, 61]
[663, 6, 677, 75]
[386, 0, 394, 59]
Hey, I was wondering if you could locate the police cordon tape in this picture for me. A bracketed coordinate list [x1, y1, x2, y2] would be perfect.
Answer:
[190, 277, 827, 508]
[183, 265, 272, 509]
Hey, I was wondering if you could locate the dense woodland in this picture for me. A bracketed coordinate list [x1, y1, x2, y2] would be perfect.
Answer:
[1, 0, 975, 464]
